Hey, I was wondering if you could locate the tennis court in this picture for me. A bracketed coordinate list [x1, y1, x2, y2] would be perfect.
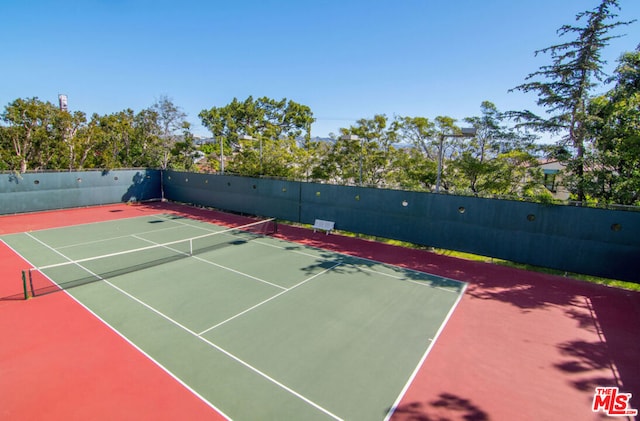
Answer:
[1, 212, 465, 420]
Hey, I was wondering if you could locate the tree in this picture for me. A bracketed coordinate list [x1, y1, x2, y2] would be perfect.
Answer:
[131, 108, 162, 168]
[297, 137, 324, 181]
[388, 146, 436, 191]
[1, 97, 59, 172]
[92, 109, 136, 169]
[53, 109, 88, 170]
[433, 116, 465, 193]
[315, 115, 401, 186]
[489, 150, 550, 200]
[454, 101, 539, 196]
[0, 95, 194, 171]
[0, 125, 17, 171]
[171, 123, 198, 171]
[586, 48, 640, 205]
[199, 96, 314, 175]
[69, 114, 103, 170]
[510, 0, 634, 202]
[398, 116, 437, 160]
[151, 95, 188, 169]
[310, 134, 358, 184]
[348, 115, 400, 186]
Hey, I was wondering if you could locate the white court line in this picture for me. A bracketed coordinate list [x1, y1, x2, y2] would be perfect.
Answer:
[156, 213, 223, 233]
[38, 213, 201, 250]
[24, 232, 344, 421]
[129, 232, 346, 336]
[383, 282, 468, 421]
[131, 234, 287, 291]
[16, 234, 231, 419]
[57, 224, 188, 250]
[198, 262, 342, 336]
[335, 253, 466, 289]
[18, 213, 166, 235]
[46, 212, 232, 250]
[351, 264, 462, 293]
[253, 238, 334, 260]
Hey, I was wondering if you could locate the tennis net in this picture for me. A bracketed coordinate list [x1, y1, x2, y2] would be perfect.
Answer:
[22, 217, 277, 299]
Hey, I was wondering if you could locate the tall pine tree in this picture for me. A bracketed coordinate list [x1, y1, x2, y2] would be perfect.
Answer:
[511, 0, 634, 202]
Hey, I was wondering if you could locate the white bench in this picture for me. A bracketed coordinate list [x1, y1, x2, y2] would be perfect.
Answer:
[313, 219, 335, 235]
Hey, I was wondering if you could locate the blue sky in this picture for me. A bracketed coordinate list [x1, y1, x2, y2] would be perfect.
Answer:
[1, 0, 639, 139]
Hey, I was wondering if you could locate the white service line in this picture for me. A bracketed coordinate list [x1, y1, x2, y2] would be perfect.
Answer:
[198, 262, 342, 336]
[57, 223, 187, 249]
[156, 213, 223, 233]
[131, 234, 287, 291]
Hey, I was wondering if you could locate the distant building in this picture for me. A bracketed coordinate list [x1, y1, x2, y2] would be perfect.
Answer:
[194, 137, 215, 145]
[538, 159, 570, 200]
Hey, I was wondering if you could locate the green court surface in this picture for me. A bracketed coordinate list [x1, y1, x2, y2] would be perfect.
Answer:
[2, 214, 466, 421]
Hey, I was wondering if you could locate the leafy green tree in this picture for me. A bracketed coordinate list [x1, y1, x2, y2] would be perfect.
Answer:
[70, 114, 104, 169]
[199, 96, 314, 175]
[0, 95, 193, 171]
[454, 101, 539, 196]
[586, 48, 640, 205]
[432, 116, 465, 192]
[312, 134, 360, 185]
[1, 97, 60, 172]
[197, 141, 223, 172]
[297, 137, 325, 181]
[316, 115, 401, 186]
[0, 125, 17, 170]
[261, 138, 300, 178]
[344, 114, 400, 186]
[170, 123, 198, 171]
[130, 108, 162, 168]
[52, 109, 88, 170]
[398, 116, 437, 160]
[92, 109, 138, 169]
[511, 0, 634, 202]
[388, 146, 436, 191]
[226, 135, 262, 176]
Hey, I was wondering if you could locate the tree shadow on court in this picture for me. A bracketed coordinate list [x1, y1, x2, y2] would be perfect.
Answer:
[461, 263, 591, 313]
[291, 247, 465, 292]
[388, 393, 489, 421]
[121, 171, 159, 202]
[556, 339, 611, 373]
[556, 294, 640, 401]
[465, 266, 640, 399]
[554, 339, 620, 392]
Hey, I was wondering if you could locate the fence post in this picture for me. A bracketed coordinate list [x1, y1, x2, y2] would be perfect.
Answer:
[21, 270, 28, 300]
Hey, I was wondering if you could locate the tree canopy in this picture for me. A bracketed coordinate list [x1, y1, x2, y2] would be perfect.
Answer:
[0, 96, 192, 172]
[510, 0, 635, 202]
[1, 1, 638, 206]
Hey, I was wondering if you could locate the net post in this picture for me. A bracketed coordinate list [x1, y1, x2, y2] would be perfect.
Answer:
[21, 270, 29, 300]
[189, 238, 193, 256]
[28, 269, 35, 298]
